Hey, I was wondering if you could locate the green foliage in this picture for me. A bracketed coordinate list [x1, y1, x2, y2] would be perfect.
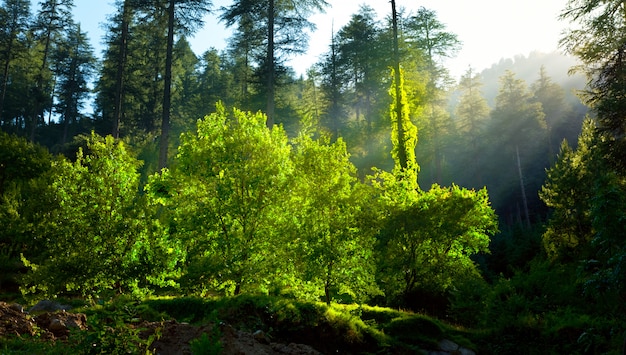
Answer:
[190, 331, 222, 355]
[144, 297, 214, 324]
[384, 316, 443, 349]
[560, 0, 626, 170]
[389, 67, 419, 183]
[21, 133, 179, 298]
[288, 134, 380, 304]
[541, 118, 626, 304]
[540, 120, 597, 260]
[0, 132, 53, 290]
[148, 103, 294, 294]
[375, 180, 497, 299]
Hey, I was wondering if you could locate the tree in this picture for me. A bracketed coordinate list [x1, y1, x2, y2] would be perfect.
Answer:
[51, 22, 96, 144]
[389, 0, 411, 177]
[158, 0, 212, 169]
[405, 7, 460, 185]
[541, 118, 626, 301]
[21, 133, 177, 298]
[376, 183, 497, 300]
[539, 120, 596, 261]
[170, 37, 201, 139]
[559, 0, 626, 171]
[149, 103, 293, 295]
[454, 67, 489, 185]
[317, 24, 345, 139]
[221, 0, 329, 129]
[289, 134, 379, 304]
[530, 66, 569, 159]
[111, 0, 133, 139]
[30, 0, 75, 141]
[96, 1, 166, 137]
[0, 131, 51, 290]
[488, 70, 547, 226]
[0, 0, 31, 124]
[335, 5, 387, 130]
[389, 67, 418, 186]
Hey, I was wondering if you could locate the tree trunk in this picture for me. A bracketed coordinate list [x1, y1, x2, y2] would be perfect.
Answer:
[516, 145, 531, 228]
[158, 0, 175, 170]
[113, 0, 132, 139]
[31, 3, 57, 142]
[265, 0, 275, 129]
[391, 0, 407, 172]
[0, 21, 17, 124]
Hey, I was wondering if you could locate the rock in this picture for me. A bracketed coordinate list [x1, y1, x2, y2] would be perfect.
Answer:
[439, 339, 460, 352]
[253, 329, 270, 344]
[48, 318, 66, 333]
[29, 300, 71, 313]
[270, 343, 322, 355]
[427, 339, 476, 355]
[0, 301, 35, 337]
[34, 311, 88, 339]
[8, 303, 23, 313]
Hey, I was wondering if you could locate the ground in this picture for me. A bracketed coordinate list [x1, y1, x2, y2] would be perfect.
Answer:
[0, 301, 321, 354]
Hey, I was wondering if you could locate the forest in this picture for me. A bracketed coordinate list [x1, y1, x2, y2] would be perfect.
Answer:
[0, 0, 625, 353]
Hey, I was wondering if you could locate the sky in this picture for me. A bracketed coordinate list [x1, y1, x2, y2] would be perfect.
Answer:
[62, 0, 572, 81]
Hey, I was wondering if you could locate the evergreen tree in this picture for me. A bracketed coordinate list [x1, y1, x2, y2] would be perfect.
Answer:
[335, 5, 387, 130]
[454, 67, 490, 186]
[30, 0, 75, 141]
[530, 66, 569, 159]
[51, 22, 96, 145]
[158, 0, 212, 169]
[560, 0, 626, 171]
[221, 0, 328, 129]
[488, 70, 547, 225]
[0, 0, 31, 125]
[405, 7, 460, 185]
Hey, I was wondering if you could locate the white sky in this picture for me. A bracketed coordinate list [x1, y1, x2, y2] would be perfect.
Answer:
[69, 0, 571, 81]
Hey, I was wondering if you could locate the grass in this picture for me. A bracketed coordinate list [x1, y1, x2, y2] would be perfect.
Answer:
[1, 294, 472, 354]
[4, 292, 622, 354]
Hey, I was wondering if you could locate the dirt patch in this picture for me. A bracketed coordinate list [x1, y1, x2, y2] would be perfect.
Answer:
[0, 302, 321, 354]
[0, 301, 87, 340]
[139, 320, 321, 355]
[0, 302, 35, 338]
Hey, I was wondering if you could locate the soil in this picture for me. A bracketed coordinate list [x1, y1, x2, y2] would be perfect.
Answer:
[0, 301, 321, 354]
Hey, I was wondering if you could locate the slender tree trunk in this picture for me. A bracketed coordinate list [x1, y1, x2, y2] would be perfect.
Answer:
[158, 0, 175, 170]
[31, 3, 57, 142]
[330, 23, 339, 139]
[325, 261, 333, 305]
[266, 0, 275, 129]
[0, 54, 9, 124]
[391, 0, 407, 172]
[113, 0, 131, 139]
[516, 145, 531, 228]
[0, 26, 16, 124]
[62, 54, 78, 145]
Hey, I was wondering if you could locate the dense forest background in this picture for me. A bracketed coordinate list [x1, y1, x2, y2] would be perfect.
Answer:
[2, 0, 626, 353]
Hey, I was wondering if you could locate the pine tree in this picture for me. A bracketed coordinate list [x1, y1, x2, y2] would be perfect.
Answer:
[0, 0, 31, 125]
[221, 0, 328, 129]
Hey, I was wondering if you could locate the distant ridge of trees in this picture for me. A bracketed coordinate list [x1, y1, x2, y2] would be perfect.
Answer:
[477, 51, 586, 108]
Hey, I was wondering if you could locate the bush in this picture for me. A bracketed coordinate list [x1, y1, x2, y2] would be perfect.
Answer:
[383, 316, 444, 349]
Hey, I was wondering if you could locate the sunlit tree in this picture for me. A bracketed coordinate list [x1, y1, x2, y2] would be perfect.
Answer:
[21, 133, 177, 298]
[149, 104, 293, 295]
[289, 135, 379, 304]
